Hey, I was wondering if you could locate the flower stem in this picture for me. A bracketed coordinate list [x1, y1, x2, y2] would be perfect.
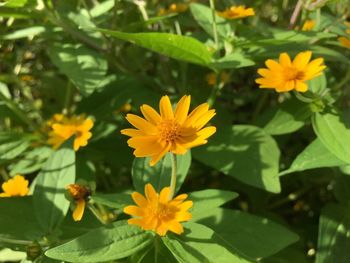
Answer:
[209, 0, 219, 49]
[169, 153, 177, 200]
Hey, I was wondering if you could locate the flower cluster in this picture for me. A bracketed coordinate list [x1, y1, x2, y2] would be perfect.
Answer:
[0, 175, 29, 197]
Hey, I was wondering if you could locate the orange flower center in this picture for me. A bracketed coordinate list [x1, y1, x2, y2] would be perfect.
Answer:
[158, 120, 180, 142]
[68, 184, 90, 200]
[150, 203, 178, 221]
[284, 67, 305, 81]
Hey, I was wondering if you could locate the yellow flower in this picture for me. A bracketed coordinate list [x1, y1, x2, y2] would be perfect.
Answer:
[206, 71, 230, 86]
[158, 3, 188, 16]
[256, 51, 326, 93]
[301, 19, 315, 31]
[124, 183, 193, 236]
[0, 175, 29, 197]
[67, 184, 91, 222]
[217, 5, 255, 20]
[47, 114, 93, 151]
[338, 36, 350, 49]
[121, 95, 216, 166]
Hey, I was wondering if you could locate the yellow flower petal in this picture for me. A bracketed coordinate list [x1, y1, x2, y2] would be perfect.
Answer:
[73, 199, 86, 221]
[159, 96, 174, 119]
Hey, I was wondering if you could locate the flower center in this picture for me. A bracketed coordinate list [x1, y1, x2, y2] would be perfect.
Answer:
[152, 203, 177, 221]
[284, 67, 305, 81]
[158, 120, 180, 142]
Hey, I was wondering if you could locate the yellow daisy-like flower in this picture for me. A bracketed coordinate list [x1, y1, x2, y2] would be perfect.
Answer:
[217, 5, 255, 20]
[121, 95, 216, 166]
[67, 184, 91, 222]
[158, 3, 188, 16]
[256, 51, 326, 93]
[338, 36, 350, 49]
[47, 114, 93, 151]
[124, 183, 193, 236]
[302, 19, 315, 31]
[206, 71, 230, 86]
[0, 175, 29, 197]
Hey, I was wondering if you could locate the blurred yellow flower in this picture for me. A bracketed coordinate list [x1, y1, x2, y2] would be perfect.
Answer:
[124, 183, 193, 236]
[158, 3, 188, 16]
[47, 114, 93, 151]
[121, 95, 216, 166]
[67, 184, 91, 222]
[206, 71, 230, 86]
[301, 20, 315, 31]
[338, 36, 350, 49]
[217, 5, 255, 20]
[256, 51, 326, 92]
[0, 175, 29, 197]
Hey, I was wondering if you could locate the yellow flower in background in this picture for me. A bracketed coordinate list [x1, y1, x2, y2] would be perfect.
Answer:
[206, 71, 230, 86]
[301, 19, 315, 31]
[47, 114, 93, 151]
[338, 36, 350, 49]
[121, 95, 216, 166]
[124, 183, 193, 236]
[67, 184, 91, 221]
[217, 5, 255, 20]
[158, 3, 188, 16]
[0, 175, 29, 197]
[256, 51, 326, 93]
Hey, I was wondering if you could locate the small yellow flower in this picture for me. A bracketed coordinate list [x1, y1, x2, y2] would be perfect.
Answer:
[121, 95, 216, 166]
[158, 3, 188, 16]
[124, 183, 193, 236]
[206, 71, 230, 86]
[256, 51, 326, 93]
[0, 175, 29, 197]
[338, 36, 350, 49]
[67, 184, 91, 222]
[47, 114, 93, 151]
[301, 19, 315, 31]
[217, 5, 255, 20]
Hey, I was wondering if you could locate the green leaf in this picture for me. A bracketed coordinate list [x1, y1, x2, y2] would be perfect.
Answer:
[316, 203, 350, 263]
[189, 3, 231, 39]
[45, 221, 154, 262]
[312, 110, 350, 164]
[163, 222, 251, 263]
[264, 99, 312, 135]
[33, 139, 75, 233]
[280, 139, 346, 176]
[0, 197, 43, 240]
[195, 208, 299, 260]
[132, 152, 191, 194]
[1, 26, 45, 40]
[189, 189, 238, 218]
[307, 74, 327, 95]
[9, 146, 52, 175]
[210, 52, 255, 70]
[0, 132, 32, 161]
[47, 43, 108, 96]
[193, 125, 281, 193]
[95, 29, 212, 66]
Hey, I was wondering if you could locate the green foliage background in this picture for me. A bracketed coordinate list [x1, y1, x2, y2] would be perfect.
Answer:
[1, 0, 350, 262]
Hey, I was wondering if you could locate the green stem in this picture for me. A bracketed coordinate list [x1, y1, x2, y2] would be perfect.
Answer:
[169, 153, 177, 200]
[0, 92, 35, 129]
[88, 203, 108, 224]
[209, 0, 218, 49]
[207, 71, 222, 107]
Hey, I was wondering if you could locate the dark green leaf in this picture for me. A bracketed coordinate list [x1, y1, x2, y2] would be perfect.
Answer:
[316, 203, 350, 263]
[95, 29, 212, 66]
[193, 125, 281, 193]
[33, 139, 75, 233]
[312, 110, 350, 164]
[195, 208, 299, 260]
[47, 43, 108, 96]
[45, 221, 154, 262]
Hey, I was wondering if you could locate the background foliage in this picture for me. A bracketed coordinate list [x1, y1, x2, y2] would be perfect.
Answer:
[1, 0, 350, 262]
